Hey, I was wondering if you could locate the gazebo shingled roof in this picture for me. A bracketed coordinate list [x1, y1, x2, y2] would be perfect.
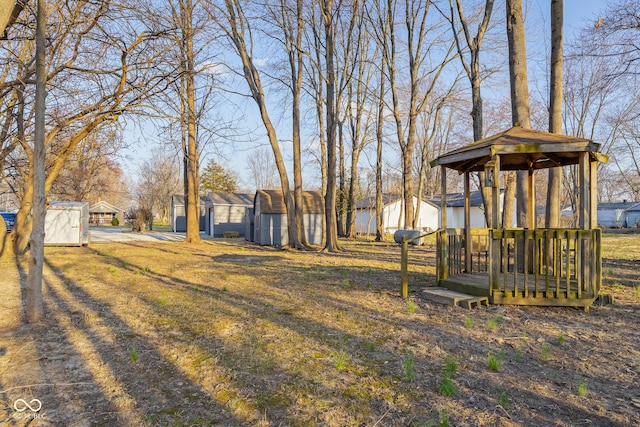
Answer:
[431, 126, 608, 173]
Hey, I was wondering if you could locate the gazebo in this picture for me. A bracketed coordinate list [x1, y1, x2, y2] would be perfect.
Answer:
[430, 127, 608, 307]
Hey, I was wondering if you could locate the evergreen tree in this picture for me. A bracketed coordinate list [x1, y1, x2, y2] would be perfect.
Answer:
[200, 160, 238, 194]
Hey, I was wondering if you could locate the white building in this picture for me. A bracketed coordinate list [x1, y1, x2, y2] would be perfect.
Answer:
[355, 194, 440, 235]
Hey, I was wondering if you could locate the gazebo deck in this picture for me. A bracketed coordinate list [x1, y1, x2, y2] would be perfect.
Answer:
[441, 272, 596, 307]
[435, 227, 601, 307]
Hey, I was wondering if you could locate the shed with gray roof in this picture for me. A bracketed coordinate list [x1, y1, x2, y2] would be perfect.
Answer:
[205, 192, 254, 237]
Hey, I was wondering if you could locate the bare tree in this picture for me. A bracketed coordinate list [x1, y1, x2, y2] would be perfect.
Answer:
[505, 0, 531, 228]
[443, 0, 496, 226]
[545, 0, 563, 229]
[385, 0, 458, 230]
[25, 0, 46, 323]
[2, 1, 166, 254]
[247, 147, 278, 190]
[137, 153, 182, 224]
[207, 0, 304, 248]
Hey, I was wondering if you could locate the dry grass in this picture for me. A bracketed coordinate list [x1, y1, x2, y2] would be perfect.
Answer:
[0, 235, 638, 426]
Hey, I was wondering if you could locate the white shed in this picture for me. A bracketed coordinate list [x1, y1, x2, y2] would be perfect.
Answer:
[205, 192, 253, 237]
[597, 201, 638, 228]
[45, 201, 90, 246]
[429, 190, 508, 229]
[355, 194, 440, 235]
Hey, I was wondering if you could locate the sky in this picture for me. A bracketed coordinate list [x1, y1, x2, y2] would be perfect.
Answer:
[119, 0, 612, 194]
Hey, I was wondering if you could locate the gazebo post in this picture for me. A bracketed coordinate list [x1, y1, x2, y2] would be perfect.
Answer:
[489, 155, 501, 293]
[578, 151, 590, 230]
[440, 165, 448, 281]
[528, 168, 536, 229]
[464, 171, 471, 273]
[589, 159, 598, 229]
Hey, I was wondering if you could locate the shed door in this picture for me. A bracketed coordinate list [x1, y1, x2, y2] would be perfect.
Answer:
[45, 209, 81, 245]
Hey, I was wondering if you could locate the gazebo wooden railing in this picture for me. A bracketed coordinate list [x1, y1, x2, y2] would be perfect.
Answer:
[437, 227, 602, 306]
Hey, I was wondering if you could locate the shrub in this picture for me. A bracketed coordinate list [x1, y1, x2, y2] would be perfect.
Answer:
[111, 217, 119, 226]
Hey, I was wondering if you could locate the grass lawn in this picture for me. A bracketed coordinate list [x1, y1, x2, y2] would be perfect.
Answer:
[0, 233, 638, 426]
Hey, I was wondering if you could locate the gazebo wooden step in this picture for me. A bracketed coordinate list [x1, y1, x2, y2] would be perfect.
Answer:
[423, 287, 489, 309]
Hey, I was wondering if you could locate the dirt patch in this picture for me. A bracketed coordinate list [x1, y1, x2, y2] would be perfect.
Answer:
[0, 238, 638, 426]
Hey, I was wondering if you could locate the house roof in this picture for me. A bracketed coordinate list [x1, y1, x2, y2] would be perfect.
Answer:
[255, 190, 324, 214]
[355, 194, 439, 210]
[431, 126, 609, 173]
[89, 200, 125, 214]
[209, 192, 253, 206]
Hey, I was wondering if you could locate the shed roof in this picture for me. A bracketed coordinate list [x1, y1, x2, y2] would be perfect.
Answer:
[431, 127, 608, 173]
[627, 202, 640, 212]
[429, 191, 489, 208]
[355, 194, 439, 210]
[597, 201, 638, 211]
[209, 192, 253, 206]
[171, 194, 207, 206]
[255, 190, 324, 214]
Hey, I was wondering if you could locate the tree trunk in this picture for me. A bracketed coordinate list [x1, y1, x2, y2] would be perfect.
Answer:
[546, 0, 564, 229]
[290, 0, 307, 246]
[375, 72, 385, 241]
[449, 0, 495, 227]
[320, 0, 340, 252]
[26, 0, 47, 323]
[337, 120, 346, 237]
[217, 0, 302, 248]
[506, 0, 531, 228]
[183, 0, 201, 245]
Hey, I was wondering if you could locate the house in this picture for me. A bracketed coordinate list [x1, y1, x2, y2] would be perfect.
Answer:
[170, 194, 206, 232]
[355, 194, 439, 235]
[253, 190, 324, 246]
[204, 192, 253, 237]
[88, 200, 125, 225]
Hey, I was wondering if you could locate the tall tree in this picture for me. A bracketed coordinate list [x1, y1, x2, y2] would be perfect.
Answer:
[263, 0, 308, 246]
[545, 0, 563, 228]
[386, 0, 457, 229]
[208, 0, 304, 248]
[445, 0, 495, 226]
[179, 0, 202, 244]
[505, 0, 531, 228]
[25, 0, 46, 323]
[318, 0, 340, 251]
[2, 1, 164, 254]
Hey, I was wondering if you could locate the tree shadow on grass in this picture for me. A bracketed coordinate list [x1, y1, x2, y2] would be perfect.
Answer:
[8, 258, 251, 426]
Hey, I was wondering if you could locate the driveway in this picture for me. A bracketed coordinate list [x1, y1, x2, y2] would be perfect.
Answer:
[89, 227, 209, 243]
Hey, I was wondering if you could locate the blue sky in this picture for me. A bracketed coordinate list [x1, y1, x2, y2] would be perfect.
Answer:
[120, 0, 614, 193]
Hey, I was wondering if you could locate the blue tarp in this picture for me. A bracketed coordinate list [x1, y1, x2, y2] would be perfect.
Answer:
[0, 212, 16, 231]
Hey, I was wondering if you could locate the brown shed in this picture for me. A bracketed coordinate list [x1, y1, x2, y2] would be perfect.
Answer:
[253, 190, 324, 246]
